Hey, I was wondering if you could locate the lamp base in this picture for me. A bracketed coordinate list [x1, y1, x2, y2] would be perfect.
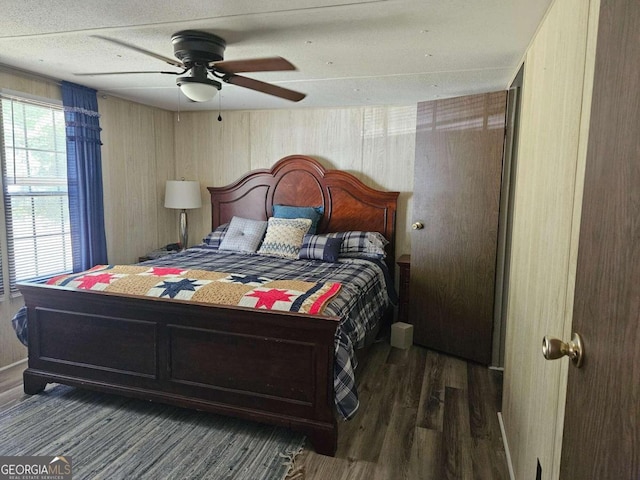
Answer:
[179, 209, 188, 251]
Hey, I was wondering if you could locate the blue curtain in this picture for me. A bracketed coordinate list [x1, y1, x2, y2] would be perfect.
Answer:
[61, 81, 108, 272]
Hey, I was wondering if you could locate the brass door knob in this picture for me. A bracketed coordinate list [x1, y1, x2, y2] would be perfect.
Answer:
[542, 333, 584, 368]
[412, 221, 424, 230]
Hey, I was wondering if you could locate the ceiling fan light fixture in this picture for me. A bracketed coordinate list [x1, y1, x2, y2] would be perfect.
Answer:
[89, 31, 305, 103]
[177, 76, 221, 102]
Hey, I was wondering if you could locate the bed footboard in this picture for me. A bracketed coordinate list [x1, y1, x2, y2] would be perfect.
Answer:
[20, 283, 339, 456]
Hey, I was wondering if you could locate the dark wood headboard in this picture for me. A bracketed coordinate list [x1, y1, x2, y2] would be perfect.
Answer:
[208, 155, 400, 269]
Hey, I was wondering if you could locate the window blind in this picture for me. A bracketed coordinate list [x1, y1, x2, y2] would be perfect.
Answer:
[1, 95, 72, 293]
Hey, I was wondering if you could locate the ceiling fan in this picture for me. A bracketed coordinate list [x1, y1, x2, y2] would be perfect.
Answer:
[76, 30, 306, 103]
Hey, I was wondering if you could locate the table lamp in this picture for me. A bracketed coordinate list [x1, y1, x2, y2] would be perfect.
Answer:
[164, 179, 202, 251]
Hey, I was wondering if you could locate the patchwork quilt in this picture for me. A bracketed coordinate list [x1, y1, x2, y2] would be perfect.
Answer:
[46, 265, 341, 315]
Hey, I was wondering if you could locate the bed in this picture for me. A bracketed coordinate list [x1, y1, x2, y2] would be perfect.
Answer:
[17, 155, 399, 456]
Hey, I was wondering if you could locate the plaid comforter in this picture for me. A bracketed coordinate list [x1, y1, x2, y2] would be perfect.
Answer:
[13, 245, 396, 420]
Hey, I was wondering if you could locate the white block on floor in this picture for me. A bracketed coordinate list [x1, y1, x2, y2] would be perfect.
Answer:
[390, 322, 413, 349]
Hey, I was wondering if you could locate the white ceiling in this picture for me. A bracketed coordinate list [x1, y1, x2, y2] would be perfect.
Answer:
[0, 0, 551, 111]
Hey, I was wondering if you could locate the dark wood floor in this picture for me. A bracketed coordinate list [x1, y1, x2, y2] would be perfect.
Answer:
[293, 341, 509, 480]
[0, 343, 509, 480]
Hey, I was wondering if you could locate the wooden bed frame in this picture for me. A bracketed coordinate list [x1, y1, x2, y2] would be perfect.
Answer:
[19, 155, 399, 456]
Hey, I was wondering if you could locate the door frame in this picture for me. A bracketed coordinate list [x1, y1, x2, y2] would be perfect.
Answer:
[492, 64, 524, 367]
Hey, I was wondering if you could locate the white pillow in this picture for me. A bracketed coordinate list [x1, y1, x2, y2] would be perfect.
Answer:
[218, 216, 268, 253]
[257, 217, 312, 259]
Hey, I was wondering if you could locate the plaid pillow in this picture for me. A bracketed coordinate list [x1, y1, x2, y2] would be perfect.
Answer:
[202, 223, 229, 249]
[298, 235, 343, 262]
[324, 231, 388, 258]
[219, 217, 268, 253]
[257, 217, 312, 259]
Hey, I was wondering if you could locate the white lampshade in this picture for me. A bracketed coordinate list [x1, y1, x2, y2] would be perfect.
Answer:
[176, 65, 221, 102]
[177, 76, 220, 102]
[164, 180, 202, 210]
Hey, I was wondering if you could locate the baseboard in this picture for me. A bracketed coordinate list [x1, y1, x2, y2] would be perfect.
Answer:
[498, 412, 515, 480]
[0, 358, 27, 373]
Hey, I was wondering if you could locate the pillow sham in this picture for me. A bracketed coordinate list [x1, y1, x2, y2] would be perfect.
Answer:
[273, 205, 324, 234]
[324, 231, 388, 258]
[218, 216, 268, 253]
[202, 223, 229, 249]
[257, 217, 312, 259]
[298, 234, 343, 262]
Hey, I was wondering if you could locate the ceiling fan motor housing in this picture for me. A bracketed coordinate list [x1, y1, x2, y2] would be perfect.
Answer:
[172, 30, 226, 66]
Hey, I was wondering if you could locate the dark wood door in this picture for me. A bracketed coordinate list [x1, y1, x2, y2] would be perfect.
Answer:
[410, 92, 506, 364]
[560, 0, 640, 477]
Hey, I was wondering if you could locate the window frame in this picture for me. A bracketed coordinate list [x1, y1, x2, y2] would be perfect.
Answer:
[0, 90, 72, 296]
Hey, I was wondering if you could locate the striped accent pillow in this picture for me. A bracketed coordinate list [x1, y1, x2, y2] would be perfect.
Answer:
[257, 217, 312, 259]
[298, 234, 343, 262]
[323, 231, 388, 258]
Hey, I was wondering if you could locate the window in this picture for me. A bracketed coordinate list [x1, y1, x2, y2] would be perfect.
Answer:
[0, 94, 72, 294]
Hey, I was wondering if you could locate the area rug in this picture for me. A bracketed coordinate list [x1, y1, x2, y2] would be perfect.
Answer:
[0, 385, 305, 479]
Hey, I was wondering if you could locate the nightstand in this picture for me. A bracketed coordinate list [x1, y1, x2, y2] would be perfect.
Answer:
[396, 254, 411, 323]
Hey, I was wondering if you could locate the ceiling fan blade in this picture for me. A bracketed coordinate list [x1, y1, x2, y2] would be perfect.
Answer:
[74, 70, 180, 76]
[92, 35, 184, 68]
[212, 56, 296, 74]
[225, 75, 305, 102]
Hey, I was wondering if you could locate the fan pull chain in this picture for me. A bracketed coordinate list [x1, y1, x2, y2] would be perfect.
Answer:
[177, 88, 181, 122]
[218, 93, 222, 122]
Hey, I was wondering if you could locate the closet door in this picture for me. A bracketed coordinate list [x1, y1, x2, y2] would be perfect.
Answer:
[410, 92, 506, 364]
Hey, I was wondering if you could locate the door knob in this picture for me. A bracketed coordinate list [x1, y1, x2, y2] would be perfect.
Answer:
[542, 332, 584, 368]
[412, 221, 424, 230]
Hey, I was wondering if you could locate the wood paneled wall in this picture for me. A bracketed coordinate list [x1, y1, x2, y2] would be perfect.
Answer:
[98, 95, 175, 264]
[501, 0, 599, 478]
[172, 106, 417, 258]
